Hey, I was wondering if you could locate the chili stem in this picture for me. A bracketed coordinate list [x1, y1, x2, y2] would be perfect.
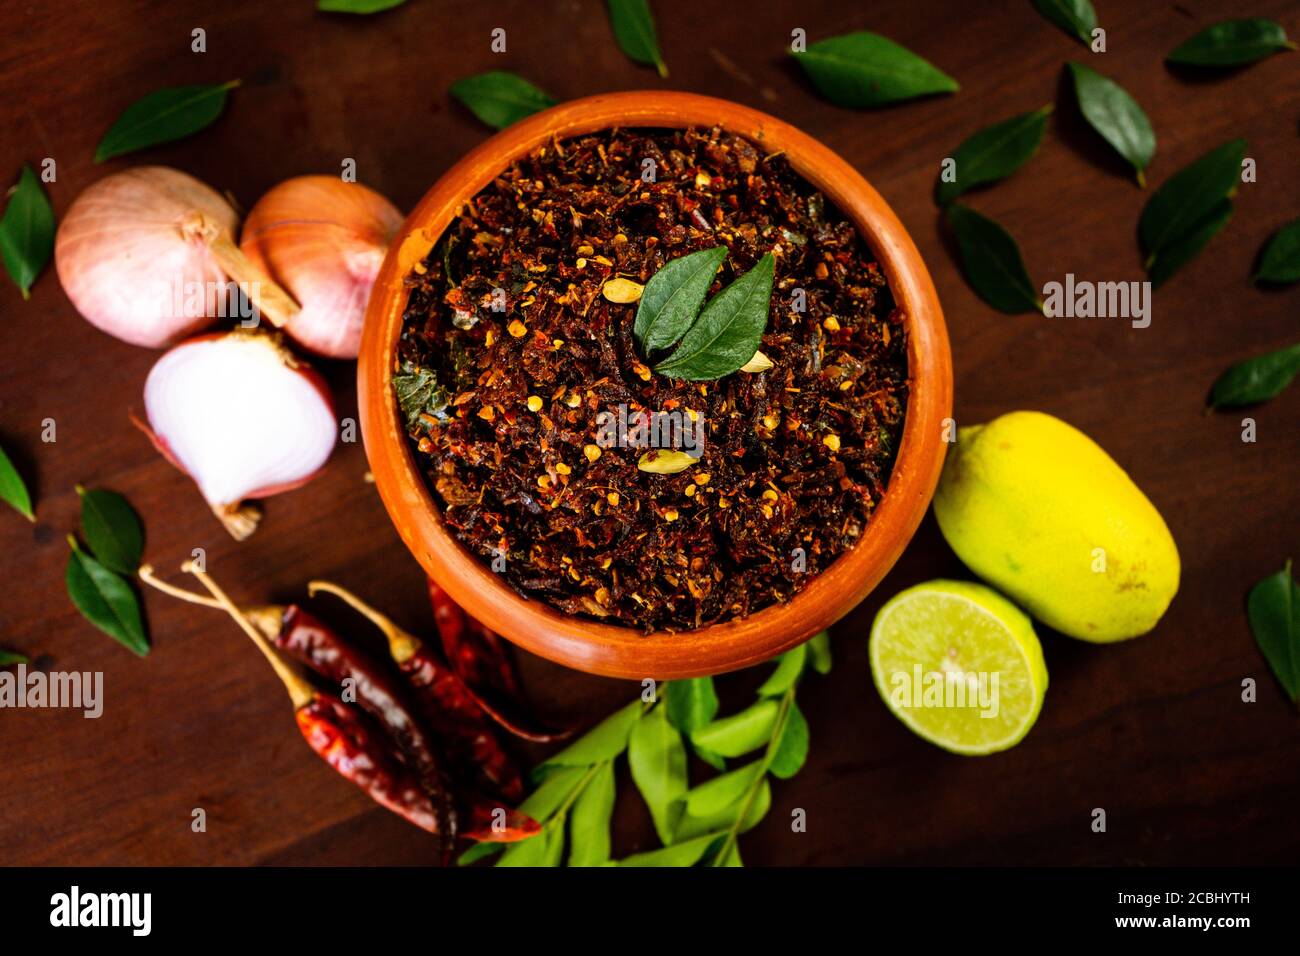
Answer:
[184, 561, 314, 710]
[138, 564, 222, 608]
[307, 579, 422, 663]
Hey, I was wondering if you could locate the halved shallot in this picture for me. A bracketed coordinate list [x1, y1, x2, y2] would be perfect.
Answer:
[55, 167, 298, 348]
[141, 330, 336, 539]
[239, 176, 403, 358]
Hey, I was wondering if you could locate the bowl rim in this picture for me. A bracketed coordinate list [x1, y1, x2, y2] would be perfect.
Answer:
[358, 91, 952, 679]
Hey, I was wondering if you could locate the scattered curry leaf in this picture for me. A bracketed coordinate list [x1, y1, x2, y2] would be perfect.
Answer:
[617, 832, 721, 867]
[0, 441, 34, 522]
[0, 648, 28, 666]
[1067, 62, 1155, 187]
[655, 252, 773, 380]
[1167, 18, 1295, 67]
[450, 71, 557, 130]
[65, 537, 148, 656]
[317, 0, 407, 13]
[769, 701, 809, 779]
[1247, 561, 1298, 703]
[606, 0, 667, 78]
[757, 644, 807, 697]
[665, 676, 719, 733]
[537, 699, 640, 770]
[690, 699, 779, 757]
[945, 203, 1042, 314]
[0, 165, 55, 300]
[1208, 343, 1300, 409]
[393, 360, 450, 429]
[684, 760, 764, 817]
[94, 81, 239, 163]
[634, 245, 726, 356]
[1147, 197, 1233, 288]
[1139, 139, 1244, 267]
[792, 31, 959, 108]
[628, 703, 687, 844]
[1031, 0, 1098, 45]
[1254, 218, 1300, 284]
[568, 761, 616, 866]
[77, 486, 144, 576]
[934, 106, 1052, 206]
[675, 778, 770, 841]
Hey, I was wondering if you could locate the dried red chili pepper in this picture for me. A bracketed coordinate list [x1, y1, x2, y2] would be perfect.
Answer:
[296, 696, 534, 841]
[242, 602, 458, 855]
[308, 580, 526, 802]
[427, 578, 569, 743]
[171, 565, 538, 847]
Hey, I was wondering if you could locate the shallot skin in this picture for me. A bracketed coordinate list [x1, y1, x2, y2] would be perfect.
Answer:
[55, 167, 238, 348]
[240, 176, 403, 359]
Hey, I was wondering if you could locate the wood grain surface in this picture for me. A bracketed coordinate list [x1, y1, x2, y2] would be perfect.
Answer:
[1, 0, 1296, 866]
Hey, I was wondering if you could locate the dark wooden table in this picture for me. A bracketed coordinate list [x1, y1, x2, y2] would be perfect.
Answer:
[2, 0, 1296, 866]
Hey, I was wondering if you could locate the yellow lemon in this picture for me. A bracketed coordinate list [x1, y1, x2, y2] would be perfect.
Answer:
[933, 411, 1179, 642]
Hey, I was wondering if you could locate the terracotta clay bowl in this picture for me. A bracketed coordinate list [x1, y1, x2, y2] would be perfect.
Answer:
[359, 91, 952, 680]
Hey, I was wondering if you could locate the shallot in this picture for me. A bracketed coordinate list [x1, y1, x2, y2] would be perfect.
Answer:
[55, 167, 298, 348]
[140, 330, 336, 539]
[239, 176, 403, 358]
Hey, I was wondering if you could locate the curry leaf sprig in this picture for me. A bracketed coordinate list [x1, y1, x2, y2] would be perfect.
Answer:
[65, 487, 149, 657]
[631, 247, 773, 381]
[457, 698, 644, 866]
[461, 634, 830, 867]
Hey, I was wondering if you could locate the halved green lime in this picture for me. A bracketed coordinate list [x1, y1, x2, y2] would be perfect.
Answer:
[869, 580, 1048, 755]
